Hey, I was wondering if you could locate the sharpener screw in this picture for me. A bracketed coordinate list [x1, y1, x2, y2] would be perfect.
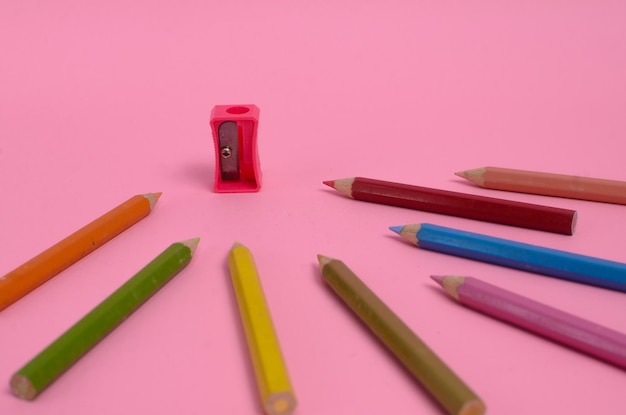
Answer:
[221, 146, 233, 158]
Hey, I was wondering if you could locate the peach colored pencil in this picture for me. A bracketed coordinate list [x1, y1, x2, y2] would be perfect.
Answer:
[0, 193, 161, 311]
[456, 166, 626, 205]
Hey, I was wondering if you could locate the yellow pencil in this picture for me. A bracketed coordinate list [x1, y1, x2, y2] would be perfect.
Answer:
[227, 242, 297, 415]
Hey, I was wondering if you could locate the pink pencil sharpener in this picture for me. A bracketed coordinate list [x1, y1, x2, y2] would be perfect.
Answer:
[210, 105, 261, 193]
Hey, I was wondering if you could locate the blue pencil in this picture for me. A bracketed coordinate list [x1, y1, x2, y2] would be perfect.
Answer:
[390, 223, 626, 292]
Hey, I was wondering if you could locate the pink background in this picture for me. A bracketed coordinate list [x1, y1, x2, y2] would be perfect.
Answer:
[1, 1, 625, 414]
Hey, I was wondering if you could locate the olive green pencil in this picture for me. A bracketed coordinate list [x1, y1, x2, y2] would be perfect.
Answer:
[317, 255, 485, 415]
[10, 238, 200, 400]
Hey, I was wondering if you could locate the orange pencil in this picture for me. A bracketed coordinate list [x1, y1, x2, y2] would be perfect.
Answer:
[0, 193, 161, 311]
[456, 167, 626, 205]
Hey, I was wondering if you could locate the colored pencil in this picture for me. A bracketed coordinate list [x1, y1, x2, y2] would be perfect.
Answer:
[323, 177, 576, 235]
[456, 166, 626, 205]
[10, 238, 200, 400]
[391, 223, 626, 293]
[317, 255, 485, 415]
[0, 193, 161, 311]
[227, 243, 297, 415]
[432, 275, 626, 370]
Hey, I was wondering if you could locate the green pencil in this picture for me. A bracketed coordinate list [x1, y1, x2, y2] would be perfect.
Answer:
[10, 238, 200, 400]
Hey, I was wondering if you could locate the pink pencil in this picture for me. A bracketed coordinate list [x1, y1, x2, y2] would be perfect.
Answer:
[432, 275, 626, 370]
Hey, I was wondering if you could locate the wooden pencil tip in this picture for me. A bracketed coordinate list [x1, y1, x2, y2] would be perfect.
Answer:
[454, 171, 468, 179]
[231, 241, 246, 250]
[317, 254, 334, 268]
[430, 275, 445, 286]
[181, 238, 201, 255]
[390, 224, 421, 245]
[435, 275, 464, 300]
[324, 178, 354, 197]
[455, 167, 486, 186]
[143, 192, 163, 209]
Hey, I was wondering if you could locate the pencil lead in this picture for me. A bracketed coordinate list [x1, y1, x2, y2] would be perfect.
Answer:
[430, 275, 445, 285]
[322, 180, 334, 188]
[389, 226, 403, 235]
[454, 171, 467, 179]
[231, 241, 245, 249]
[317, 254, 334, 267]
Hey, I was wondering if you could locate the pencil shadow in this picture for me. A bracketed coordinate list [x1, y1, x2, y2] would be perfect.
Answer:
[451, 178, 481, 190]
[175, 159, 215, 191]
[384, 233, 416, 249]
[314, 264, 450, 414]
[310, 262, 326, 287]
[319, 187, 342, 198]
[424, 283, 455, 304]
[2, 385, 14, 399]
[385, 233, 402, 242]
[425, 282, 445, 297]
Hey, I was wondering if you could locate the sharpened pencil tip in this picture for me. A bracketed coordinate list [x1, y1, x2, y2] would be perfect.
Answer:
[324, 178, 354, 197]
[231, 241, 245, 249]
[430, 275, 445, 286]
[389, 226, 403, 235]
[143, 192, 163, 210]
[434, 275, 464, 300]
[317, 254, 333, 268]
[181, 238, 201, 255]
[455, 167, 485, 186]
[389, 224, 421, 245]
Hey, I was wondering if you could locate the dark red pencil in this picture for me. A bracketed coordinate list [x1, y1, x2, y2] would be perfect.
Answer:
[323, 177, 577, 235]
